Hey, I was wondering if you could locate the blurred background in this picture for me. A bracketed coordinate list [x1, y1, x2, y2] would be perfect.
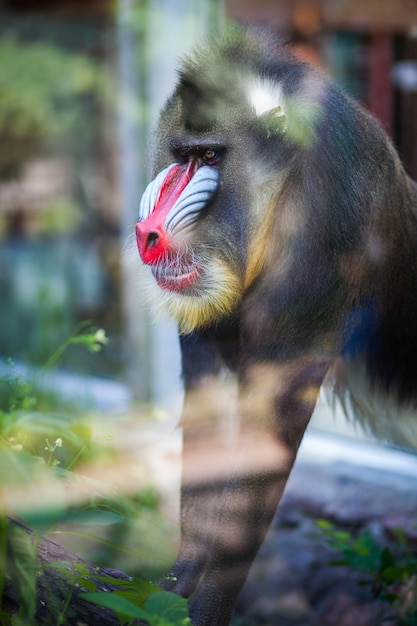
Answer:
[2, 0, 417, 410]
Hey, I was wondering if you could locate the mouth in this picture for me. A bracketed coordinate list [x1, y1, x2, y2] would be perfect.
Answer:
[151, 262, 201, 293]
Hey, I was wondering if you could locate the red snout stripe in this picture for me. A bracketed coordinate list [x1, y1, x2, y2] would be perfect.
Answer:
[155, 159, 199, 215]
[136, 160, 199, 264]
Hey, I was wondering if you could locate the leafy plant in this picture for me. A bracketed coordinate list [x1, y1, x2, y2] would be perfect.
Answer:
[318, 519, 417, 625]
[81, 587, 191, 626]
[0, 35, 107, 170]
[0, 323, 187, 625]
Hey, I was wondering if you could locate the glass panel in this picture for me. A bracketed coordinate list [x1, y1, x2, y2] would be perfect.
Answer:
[0, 0, 223, 400]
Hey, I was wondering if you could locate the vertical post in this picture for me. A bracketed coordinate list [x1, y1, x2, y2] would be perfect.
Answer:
[117, 0, 224, 406]
[117, 0, 151, 400]
[145, 0, 223, 411]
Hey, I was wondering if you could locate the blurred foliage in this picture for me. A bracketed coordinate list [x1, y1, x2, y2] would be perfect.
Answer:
[0, 31, 121, 373]
[0, 323, 184, 624]
[0, 35, 108, 171]
[319, 519, 417, 625]
[34, 196, 85, 236]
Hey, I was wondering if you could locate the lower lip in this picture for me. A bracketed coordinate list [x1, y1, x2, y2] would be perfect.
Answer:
[153, 266, 200, 292]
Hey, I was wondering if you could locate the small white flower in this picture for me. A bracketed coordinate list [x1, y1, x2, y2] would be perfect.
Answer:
[94, 329, 109, 345]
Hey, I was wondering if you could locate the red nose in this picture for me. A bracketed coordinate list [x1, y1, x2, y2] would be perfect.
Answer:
[136, 223, 171, 265]
[136, 160, 199, 265]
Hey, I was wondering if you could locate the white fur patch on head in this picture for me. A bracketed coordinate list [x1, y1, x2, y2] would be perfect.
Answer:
[247, 77, 285, 118]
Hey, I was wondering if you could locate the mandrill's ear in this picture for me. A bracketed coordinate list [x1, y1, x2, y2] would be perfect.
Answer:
[248, 77, 288, 135]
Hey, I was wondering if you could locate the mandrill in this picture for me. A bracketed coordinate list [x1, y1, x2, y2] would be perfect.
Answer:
[135, 26, 417, 626]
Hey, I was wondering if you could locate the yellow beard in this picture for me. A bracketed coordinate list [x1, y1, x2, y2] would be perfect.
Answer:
[153, 257, 242, 334]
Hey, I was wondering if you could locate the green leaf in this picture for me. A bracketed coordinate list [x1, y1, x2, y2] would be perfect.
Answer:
[6, 523, 36, 621]
[144, 591, 190, 622]
[41, 560, 73, 571]
[55, 509, 125, 527]
[22, 507, 69, 532]
[381, 566, 407, 584]
[81, 589, 191, 625]
[11, 412, 88, 449]
[317, 519, 333, 530]
[81, 591, 151, 619]
[94, 574, 159, 600]
[79, 578, 98, 593]
[380, 548, 395, 571]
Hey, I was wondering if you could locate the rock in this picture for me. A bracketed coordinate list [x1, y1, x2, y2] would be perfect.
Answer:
[234, 455, 417, 626]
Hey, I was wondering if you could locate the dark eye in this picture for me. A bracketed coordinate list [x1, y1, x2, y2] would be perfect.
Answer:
[202, 148, 220, 166]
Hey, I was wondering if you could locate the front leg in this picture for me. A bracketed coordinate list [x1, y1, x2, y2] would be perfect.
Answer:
[164, 353, 330, 626]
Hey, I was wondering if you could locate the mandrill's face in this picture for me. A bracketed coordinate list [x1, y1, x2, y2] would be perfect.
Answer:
[135, 52, 293, 334]
[136, 152, 221, 293]
[135, 140, 244, 334]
